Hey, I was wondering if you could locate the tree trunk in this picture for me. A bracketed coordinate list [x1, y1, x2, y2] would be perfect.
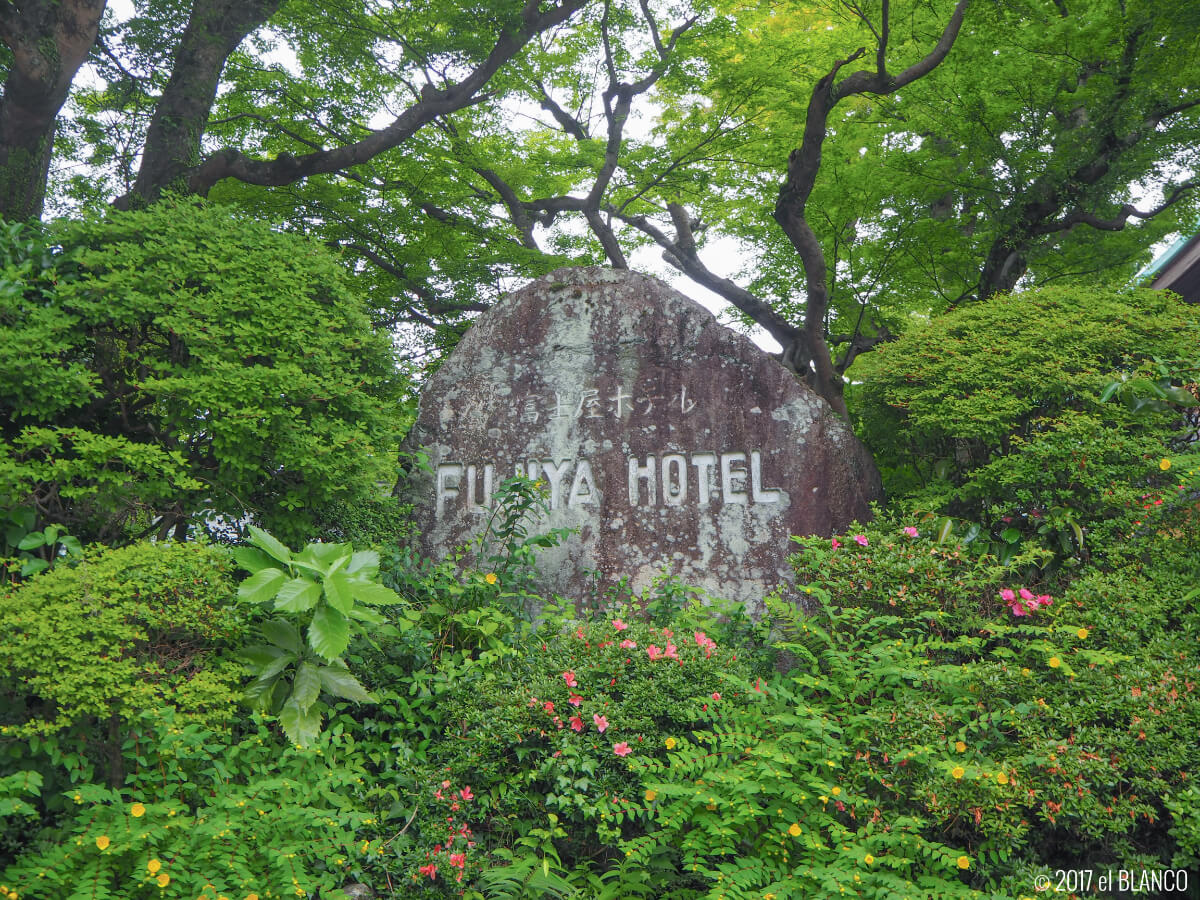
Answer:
[130, 0, 281, 204]
[0, 0, 108, 221]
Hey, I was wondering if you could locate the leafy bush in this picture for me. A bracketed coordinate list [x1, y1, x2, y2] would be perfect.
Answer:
[851, 285, 1197, 563]
[1, 711, 374, 900]
[0, 204, 411, 545]
[623, 515, 1200, 898]
[0, 541, 246, 741]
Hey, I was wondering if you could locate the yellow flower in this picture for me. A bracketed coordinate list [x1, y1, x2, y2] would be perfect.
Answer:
[951, 766, 965, 780]
[955, 741, 966, 753]
[831, 786, 841, 796]
[865, 853, 875, 865]
[1077, 628, 1089, 640]
[665, 737, 677, 749]
[147, 859, 161, 874]
[1021, 667, 1031, 677]
[788, 823, 801, 837]
[130, 803, 146, 818]
[484, 572, 497, 585]
[1160, 458, 1172, 471]
[96, 836, 110, 851]
[156, 873, 170, 887]
[644, 790, 657, 803]
[956, 856, 970, 870]
[247, 895, 260, 900]
[997, 772, 1009, 785]
[1048, 656, 1061, 669]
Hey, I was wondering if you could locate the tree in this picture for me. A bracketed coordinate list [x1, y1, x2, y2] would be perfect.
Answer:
[438, 0, 1199, 412]
[0, 201, 409, 544]
[5, 0, 1198, 415]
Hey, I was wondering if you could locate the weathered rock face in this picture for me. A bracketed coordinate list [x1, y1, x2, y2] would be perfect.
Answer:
[403, 267, 882, 614]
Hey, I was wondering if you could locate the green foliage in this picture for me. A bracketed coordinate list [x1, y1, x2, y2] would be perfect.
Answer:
[1, 711, 373, 900]
[233, 526, 403, 745]
[623, 513, 1200, 897]
[0, 201, 411, 545]
[1, 506, 83, 581]
[0, 541, 245, 739]
[852, 285, 1197, 562]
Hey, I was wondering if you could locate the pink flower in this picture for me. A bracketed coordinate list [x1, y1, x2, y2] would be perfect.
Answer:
[694, 630, 716, 649]
[459, 786, 473, 801]
[442, 780, 451, 789]
[613, 742, 632, 757]
[528, 696, 539, 707]
[562, 670, 577, 688]
[661, 628, 673, 638]
[569, 694, 583, 707]
[620, 639, 637, 649]
[543, 701, 554, 714]
[569, 715, 584, 732]
[612, 619, 628, 631]
[575, 627, 585, 639]
[664, 642, 679, 660]
[646, 645, 664, 660]
[1019, 588, 1034, 601]
[419, 863, 438, 880]
[831, 538, 841, 549]
[1038, 594, 1053, 607]
[1010, 604, 1026, 617]
[1000, 588, 1015, 602]
[712, 692, 721, 701]
[853, 534, 869, 547]
[903, 526, 919, 537]
[593, 713, 609, 733]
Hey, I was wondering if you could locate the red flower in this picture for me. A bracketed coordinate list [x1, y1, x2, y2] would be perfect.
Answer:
[569, 694, 583, 707]
[612, 619, 628, 631]
[570, 715, 584, 732]
[419, 863, 438, 880]
[562, 670, 578, 688]
[620, 639, 637, 649]
[646, 645, 664, 660]
[449, 852, 466, 869]
[593, 713, 609, 733]
[459, 786, 473, 801]
[543, 701, 555, 714]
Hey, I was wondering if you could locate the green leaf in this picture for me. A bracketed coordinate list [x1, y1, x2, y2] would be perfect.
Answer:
[17, 533, 45, 550]
[19, 558, 48, 576]
[324, 570, 354, 613]
[279, 696, 323, 746]
[345, 549, 380, 580]
[237, 567, 287, 604]
[1098, 381, 1120, 402]
[346, 606, 387, 624]
[318, 665, 375, 703]
[261, 619, 303, 654]
[1000, 527, 1021, 543]
[293, 661, 322, 712]
[274, 576, 322, 612]
[59, 535, 83, 557]
[241, 644, 287, 667]
[934, 517, 954, 544]
[233, 546, 276, 573]
[309, 604, 351, 661]
[296, 541, 352, 575]
[247, 525, 292, 565]
[349, 579, 404, 607]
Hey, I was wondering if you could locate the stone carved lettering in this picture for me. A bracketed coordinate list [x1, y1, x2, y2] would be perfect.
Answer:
[433, 449, 783, 518]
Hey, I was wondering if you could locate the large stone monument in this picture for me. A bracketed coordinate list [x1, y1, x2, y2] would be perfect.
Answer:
[403, 267, 882, 612]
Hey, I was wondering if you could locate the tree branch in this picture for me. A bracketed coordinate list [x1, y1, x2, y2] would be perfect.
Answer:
[179, 0, 588, 196]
